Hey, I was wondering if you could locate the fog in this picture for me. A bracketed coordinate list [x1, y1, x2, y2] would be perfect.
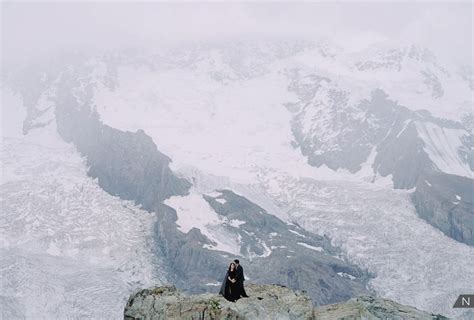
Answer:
[2, 2, 474, 319]
[2, 1, 472, 67]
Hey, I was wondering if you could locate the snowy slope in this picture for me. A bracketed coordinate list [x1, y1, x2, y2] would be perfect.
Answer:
[1, 118, 165, 318]
[94, 41, 472, 182]
[415, 120, 472, 178]
[257, 172, 474, 319]
[164, 189, 243, 255]
[295, 43, 473, 121]
[94, 65, 314, 183]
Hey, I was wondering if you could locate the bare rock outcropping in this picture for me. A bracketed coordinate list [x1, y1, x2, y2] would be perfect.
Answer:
[314, 295, 448, 320]
[124, 284, 448, 320]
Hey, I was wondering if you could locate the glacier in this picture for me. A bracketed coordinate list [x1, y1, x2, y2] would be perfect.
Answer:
[0, 123, 166, 318]
[1, 39, 473, 319]
[91, 49, 473, 318]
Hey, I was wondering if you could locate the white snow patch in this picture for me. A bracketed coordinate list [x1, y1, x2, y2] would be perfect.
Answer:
[205, 282, 221, 287]
[227, 219, 245, 228]
[425, 180, 432, 187]
[297, 242, 324, 252]
[215, 198, 227, 204]
[396, 120, 412, 138]
[337, 272, 356, 280]
[353, 146, 394, 188]
[165, 191, 221, 234]
[455, 194, 461, 201]
[270, 245, 287, 249]
[259, 240, 272, 258]
[206, 191, 223, 197]
[415, 121, 472, 178]
[288, 229, 306, 238]
[165, 190, 241, 255]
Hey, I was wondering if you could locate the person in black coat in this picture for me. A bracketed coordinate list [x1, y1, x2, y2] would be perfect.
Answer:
[234, 259, 249, 298]
[218, 262, 240, 302]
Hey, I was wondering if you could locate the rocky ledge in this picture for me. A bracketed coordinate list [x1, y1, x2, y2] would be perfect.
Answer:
[124, 284, 448, 320]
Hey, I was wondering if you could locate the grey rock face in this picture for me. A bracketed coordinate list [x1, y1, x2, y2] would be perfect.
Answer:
[287, 67, 473, 245]
[314, 295, 448, 320]
[373, 118, 433, 189]
[124, 284, 314, 320]
[54, 71, 191, 211]
[289, 82, 425, 182]
[124, 285, 448, 320]
[458, 66, 474, 90]
[288, 73, 374, 173]
[421, 69, 444, 98]
[355, 48, 406, 72]
[155, 189, 371, 306]
[206, 190, 370, 304]
[460, 113, 474, 171]
[412, 171, 474, 245]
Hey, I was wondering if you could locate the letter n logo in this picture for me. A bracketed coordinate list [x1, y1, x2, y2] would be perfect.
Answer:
[453, 294, 474, 308]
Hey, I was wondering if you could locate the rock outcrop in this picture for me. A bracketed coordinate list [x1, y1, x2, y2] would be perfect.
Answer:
[314, 295, 448, 320]
[124, 284, 448, 320]
[412, 171, 474, 245]
[54, 72, 191, 209]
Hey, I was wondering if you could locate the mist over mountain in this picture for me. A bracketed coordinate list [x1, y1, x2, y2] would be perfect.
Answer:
[1, 2, 473, 320]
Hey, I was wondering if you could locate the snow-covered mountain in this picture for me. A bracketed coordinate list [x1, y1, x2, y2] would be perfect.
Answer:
[1, 39, 473, 319]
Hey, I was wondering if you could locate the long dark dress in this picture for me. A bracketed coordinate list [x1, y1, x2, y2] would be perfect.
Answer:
[218, 269, 239, 302]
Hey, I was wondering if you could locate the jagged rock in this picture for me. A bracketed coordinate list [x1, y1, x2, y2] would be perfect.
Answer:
[124, 284, 314, 320]
[124, 284, 448, 320]
[314, 295, 448, 320]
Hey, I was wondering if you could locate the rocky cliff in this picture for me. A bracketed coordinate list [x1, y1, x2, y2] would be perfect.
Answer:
[412, 171, 474, 245]
[124, 284, 448, 320]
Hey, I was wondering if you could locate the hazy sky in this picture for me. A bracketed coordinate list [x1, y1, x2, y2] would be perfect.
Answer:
[1, 1, 472, 66]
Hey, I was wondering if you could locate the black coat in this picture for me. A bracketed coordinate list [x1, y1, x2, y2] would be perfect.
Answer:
[235, 265, 248, 297]
[235, 265, 245, 284]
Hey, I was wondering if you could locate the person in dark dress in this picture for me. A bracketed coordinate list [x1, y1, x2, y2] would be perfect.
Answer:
[234, 259, 249, 298]
[218, 262, 240, 302]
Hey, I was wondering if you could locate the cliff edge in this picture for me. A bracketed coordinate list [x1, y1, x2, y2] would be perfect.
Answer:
[124, 284, 448, 319]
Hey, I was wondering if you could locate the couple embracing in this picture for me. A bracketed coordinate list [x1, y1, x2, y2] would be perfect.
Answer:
[218, 259, 249, 302]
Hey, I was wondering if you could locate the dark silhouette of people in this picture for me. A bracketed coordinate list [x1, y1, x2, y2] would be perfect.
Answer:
[234, 259, 249, 298]
[218, 262, 240, 302]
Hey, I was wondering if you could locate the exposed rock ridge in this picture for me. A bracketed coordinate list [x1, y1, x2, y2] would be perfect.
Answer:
[124, 284, 448, 320]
